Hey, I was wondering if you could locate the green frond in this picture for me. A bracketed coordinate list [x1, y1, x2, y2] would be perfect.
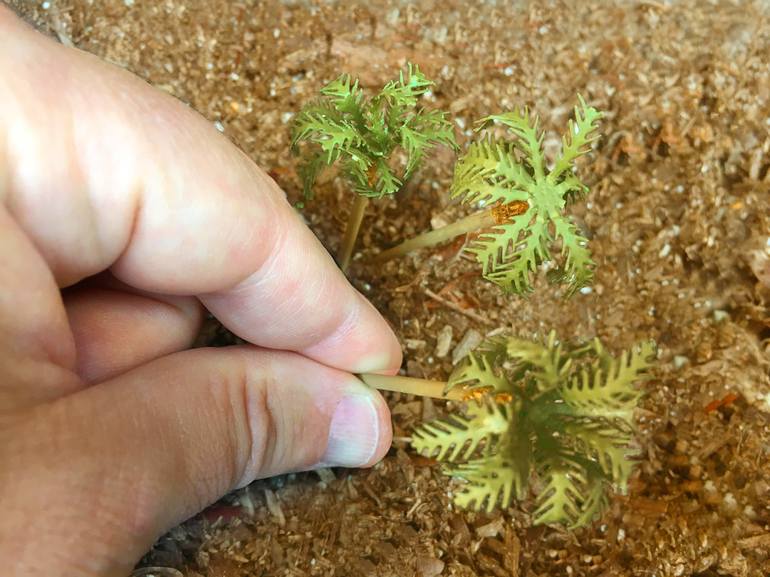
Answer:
[549, 215, 595, 296]
[319, 74, 366, 124]
[506, 331, 571, 391]
[466, 219, 527, 276]
[341, 154, 372, 194]
[568, 461, 610, 530]
[561, 341, 655, 426]
[555, 173, 589, 205]
[450, 137, 531, 206]
[291, 105, 364, 165]
[450, 453, 515, 513]
[379, 62, 433, 112]
[402, 109, 457, 179]
[450, 429, 532, 512]
[412, 400, 510, 462]
[549, 95, 602, 184]
[479, 108, 545, 179]
[562, 417, 636, 491]
[296, 152, 327, 200]
[483, 219, 551, 294]
[377, 160, 402, 197]
[400, 124, 431, 179]
[446, 349, 511, 395]
[344, 157, 402, 198]
[532, 446, 585, 526]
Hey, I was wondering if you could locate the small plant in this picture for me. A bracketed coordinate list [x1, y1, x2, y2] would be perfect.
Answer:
[362, 332, 655, 528]
[292, 63, 456, 270]
[377, 97, 602, 296]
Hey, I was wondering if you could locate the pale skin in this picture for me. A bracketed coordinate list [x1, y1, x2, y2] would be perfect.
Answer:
[0, 7, 402, 576]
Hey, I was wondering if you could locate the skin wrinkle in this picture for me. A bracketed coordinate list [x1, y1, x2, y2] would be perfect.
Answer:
[239, 367, 276, 487]
[303, 296, 361, 355]
[1, 44, 130, 288]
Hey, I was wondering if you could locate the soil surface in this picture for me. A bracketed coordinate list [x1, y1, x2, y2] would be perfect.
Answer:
[13, 0, 770, 575]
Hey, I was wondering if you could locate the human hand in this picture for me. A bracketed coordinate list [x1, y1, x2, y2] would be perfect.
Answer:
[0, 7, 401, 576]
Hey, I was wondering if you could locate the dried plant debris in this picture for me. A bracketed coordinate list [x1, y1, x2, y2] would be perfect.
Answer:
[451, 97, 601, 295]
[413, 332, 656, 528]
[292, 63, 456, 200]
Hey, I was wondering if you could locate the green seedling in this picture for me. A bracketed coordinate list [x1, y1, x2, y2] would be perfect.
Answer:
[292, 63, 456, 270]
[377, 97, 602, 296]
[362, 332, 655, 529]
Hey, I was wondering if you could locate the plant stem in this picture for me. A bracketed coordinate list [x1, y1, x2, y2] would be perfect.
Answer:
[375, 208, 496, 262]
[359, 373, 466, 401]
[338, 195, 370, 272]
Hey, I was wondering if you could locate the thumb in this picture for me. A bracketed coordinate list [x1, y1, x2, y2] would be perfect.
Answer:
[4, 347, 391, 576]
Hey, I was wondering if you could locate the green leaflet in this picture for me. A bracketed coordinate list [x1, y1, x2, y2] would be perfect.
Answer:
[412, 399, 510, 462]
[445, 349, 511, 395]
[292, 63, 457, 199]
[450, 97, 602, 295]
[411, 332, 655, 529]
[561, 340, 655, 426]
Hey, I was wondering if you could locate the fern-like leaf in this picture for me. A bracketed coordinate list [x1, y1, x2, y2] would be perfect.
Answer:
[568, 461, 609, 530]
[446, 348, 511, 395]
[378, 63, 433, 112]
[480, 109, 545, 179]
[402, 109, 457, 179]
[506, 331, 571, 391]
[412, 400, 510, 462]
[450, 426, 532, 512]
[451, 137, 531, 206]
[532, 447, 584, 526]
[296, 152, 327, 200]
[549, 215, 595, 296]
[465, 208, 531, 286]
[549, 95, 602, 183]
[484, 219, 551, 294]
[562, 417, 636, 491]
[561, 341, 655, 426]
[345, 156, 401, 198]
[319, 74, 366, 125]
[292, 105, 363, 165]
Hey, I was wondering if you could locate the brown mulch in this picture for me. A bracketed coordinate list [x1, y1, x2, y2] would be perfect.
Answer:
[14, 0, 770, 575]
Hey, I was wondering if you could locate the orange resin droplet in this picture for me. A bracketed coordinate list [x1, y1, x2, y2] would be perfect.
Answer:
[492, 200, 529, 225]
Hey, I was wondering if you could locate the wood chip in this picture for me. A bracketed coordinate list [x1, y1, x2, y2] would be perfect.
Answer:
[435, 325, 453, 358]
[452, 329, 483, 365]
[262, 489, 285, 527]
[416, 556, 445, 577]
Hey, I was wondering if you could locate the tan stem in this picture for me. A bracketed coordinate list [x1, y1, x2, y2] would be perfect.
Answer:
[359, 373, 466, 401]
[338, 195, 370, 272]
[375, 208, 496, 262]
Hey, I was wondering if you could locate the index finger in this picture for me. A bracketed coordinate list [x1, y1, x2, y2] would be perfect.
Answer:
[0, 8, 401, 374]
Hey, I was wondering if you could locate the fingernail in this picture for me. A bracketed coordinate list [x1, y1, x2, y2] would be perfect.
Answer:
[321, 392, 379, 468]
